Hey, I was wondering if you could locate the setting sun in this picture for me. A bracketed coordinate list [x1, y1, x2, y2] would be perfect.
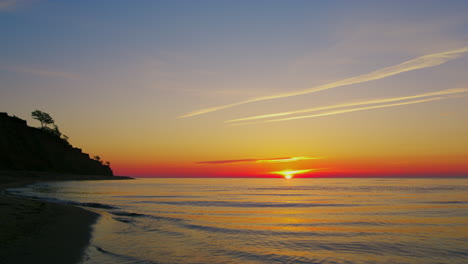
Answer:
[272, 169, 314, 179]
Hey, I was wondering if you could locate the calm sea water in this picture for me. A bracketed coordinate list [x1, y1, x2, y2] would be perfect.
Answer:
[10, 178, 468, 264]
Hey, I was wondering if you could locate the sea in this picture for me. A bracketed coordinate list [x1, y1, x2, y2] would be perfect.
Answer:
[8, 178, 468, 264]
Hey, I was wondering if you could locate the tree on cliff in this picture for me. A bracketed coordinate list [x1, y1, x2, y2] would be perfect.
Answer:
[44, 124, 62, 138]
[31, 110, 69, 143]
[31, 110, 54, 128]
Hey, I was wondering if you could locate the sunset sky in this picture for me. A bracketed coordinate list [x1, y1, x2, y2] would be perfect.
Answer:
[1, 0, 468, 177]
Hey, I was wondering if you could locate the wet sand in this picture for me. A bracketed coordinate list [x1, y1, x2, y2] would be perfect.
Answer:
[0, 171, 131, 264]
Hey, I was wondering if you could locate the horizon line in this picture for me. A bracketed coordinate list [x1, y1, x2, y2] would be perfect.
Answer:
[124, 175, 468, 178]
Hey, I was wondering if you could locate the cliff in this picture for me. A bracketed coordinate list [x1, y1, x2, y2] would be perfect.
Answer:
[0, 112, 113, 176]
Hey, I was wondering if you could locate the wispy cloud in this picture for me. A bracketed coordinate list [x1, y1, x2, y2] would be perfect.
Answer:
[256, 157, 320, 163]
[197, 156, 320, 164]
[179, 46, 468, 118]
[197, 158, 266, 164]
[5, 66, 80, 80]
[0, 0, 28, 11]
[267, 96, 453, 123]
[226, 88, 468, 123]
[0, 0, 18, 10]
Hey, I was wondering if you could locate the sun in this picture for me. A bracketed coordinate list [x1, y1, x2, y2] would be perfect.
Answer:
[272, 169, 313, 179]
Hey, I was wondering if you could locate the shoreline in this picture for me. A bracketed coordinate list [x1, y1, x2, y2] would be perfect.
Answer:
[0, 171, 131, 264]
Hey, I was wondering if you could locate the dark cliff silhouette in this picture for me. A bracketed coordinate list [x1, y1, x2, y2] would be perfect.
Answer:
[0, 112, 113, 176]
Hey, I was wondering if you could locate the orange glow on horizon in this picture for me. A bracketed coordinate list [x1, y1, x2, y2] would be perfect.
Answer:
[106, 153, 468, 178]
[272, 169, 315, 179]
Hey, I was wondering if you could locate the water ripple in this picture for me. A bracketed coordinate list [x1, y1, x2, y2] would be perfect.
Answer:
[142, 200, 356, 208]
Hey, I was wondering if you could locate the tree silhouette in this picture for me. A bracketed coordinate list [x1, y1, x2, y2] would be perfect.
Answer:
[93, 156, 103, 164]
[31, 110, 54, 128]
[47, 124, 62, 137]
[31, 110, 70, 143]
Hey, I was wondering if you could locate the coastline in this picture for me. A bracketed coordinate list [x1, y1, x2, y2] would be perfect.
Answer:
[0, 171, 131, 264]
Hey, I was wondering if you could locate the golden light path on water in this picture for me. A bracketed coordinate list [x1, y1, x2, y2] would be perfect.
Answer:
[272, 169, 314, 179]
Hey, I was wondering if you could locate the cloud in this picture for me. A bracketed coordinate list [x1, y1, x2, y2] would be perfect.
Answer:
[197, 156, 320, 164]
[228, 96, 462, 126]
[179, 46, 468, 118]
[256, 156, 320, 163]
[0, 0, 18, 10]
[267, 96, 452, 123]
[197, 159, 263, 164]
[0, 0, 29, 11]
[226, 88, 468, 123]
[5, 66, 80, 80]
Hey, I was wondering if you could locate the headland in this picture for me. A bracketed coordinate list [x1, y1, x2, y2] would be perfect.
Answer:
[0, 112, 132, 263]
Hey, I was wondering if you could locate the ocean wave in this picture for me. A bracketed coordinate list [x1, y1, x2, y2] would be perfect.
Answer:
[181, 223, 375, 237]
[109, 210, 186, 224]
[245, 193, 312, 196]
[112, 195, 205, 199]
[111, 211, 147, 217]
[278, 221, 391, 227]
[112, 217, 136, 224]
[141, 200, 357, 208]
[5, 190, 119, 210]
[424, 200, 468, 204]
[91, 245, 160, 264]
[212, 248, 339, 264]
[74, 202, 118, 209]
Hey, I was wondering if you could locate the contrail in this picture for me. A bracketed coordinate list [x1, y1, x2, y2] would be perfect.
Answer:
[266, 96, 452, 122]
[225, 88, 468, 123]
[178, 46, 468, 118]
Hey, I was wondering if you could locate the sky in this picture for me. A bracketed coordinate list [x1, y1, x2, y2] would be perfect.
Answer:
[1, 0, 468, 177]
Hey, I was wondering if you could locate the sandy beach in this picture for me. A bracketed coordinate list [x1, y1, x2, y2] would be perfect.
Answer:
[0, 172, 130, 264]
